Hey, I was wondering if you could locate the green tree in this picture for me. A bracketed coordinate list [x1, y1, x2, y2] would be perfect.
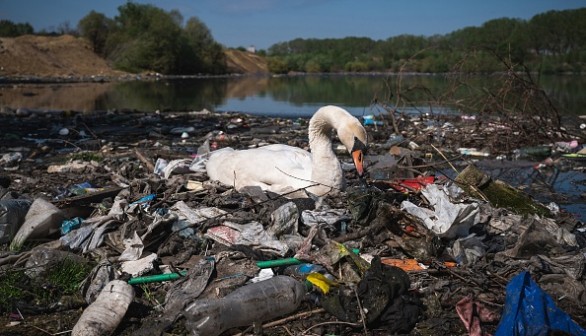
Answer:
[476, 18, 527, 63]
[92, 3, 227, 75]
[183, 17, 226, 74]
[105, 3, 186, 74]
[0, 20, 33, 37]
[267, 56, 289, 74]
[344, 61, 368, 72]
[78, 11, 113, 56]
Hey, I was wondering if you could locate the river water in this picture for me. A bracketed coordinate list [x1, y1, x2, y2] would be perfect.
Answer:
[1, 74, 585, 219]
[1, 74, 585, 117]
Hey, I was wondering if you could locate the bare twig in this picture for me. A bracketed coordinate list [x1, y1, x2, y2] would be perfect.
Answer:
[353, 286, 368, 335]
[32, 326, 71, 336]
[134, 149, 155, 172]
[232, 308, 326, 336]
[301, 320, 362, 335]
[430, 144, 459, 175]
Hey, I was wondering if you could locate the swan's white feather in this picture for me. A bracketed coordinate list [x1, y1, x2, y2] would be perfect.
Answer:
[205, 105, 367, 196]
[206, 144, 313, 192]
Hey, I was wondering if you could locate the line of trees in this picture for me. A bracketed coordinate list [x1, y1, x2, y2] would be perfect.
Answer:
[267, 8, 586, 74]
[0, 20, 33, 37]
[1, 6, 585, 75]
[76, 3, 226, 75]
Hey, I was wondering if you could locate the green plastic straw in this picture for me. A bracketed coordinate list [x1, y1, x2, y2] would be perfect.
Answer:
[127, 248, 360, 285]
[128, 270, 188, 285]
[255, 257, 304, 269]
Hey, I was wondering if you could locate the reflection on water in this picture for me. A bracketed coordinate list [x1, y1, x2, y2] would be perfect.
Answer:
[439, 159, 586, 221]
[484, 162, 586, 221]
[0, 82, 113, 112]
[1, 74, 585, 118]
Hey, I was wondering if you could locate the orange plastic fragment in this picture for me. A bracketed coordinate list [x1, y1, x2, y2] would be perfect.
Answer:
[381, 258, 425, 271]
[380, 258, 457, 272]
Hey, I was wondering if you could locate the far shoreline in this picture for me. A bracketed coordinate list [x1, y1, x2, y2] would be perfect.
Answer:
[2, 71, 584, 85]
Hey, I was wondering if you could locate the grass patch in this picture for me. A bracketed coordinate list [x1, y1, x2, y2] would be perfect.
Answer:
[45, 257, 93, 295]
[0, 268, 28, 312]
[68, 151, 103, 163]
[0, 257, 93, 313]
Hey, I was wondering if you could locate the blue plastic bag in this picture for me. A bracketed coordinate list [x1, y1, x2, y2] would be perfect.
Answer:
[495, 271, 586, 336]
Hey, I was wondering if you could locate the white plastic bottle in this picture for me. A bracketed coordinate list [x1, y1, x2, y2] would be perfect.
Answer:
[184, 275, 306, 336]
[72, 280, 135, 336]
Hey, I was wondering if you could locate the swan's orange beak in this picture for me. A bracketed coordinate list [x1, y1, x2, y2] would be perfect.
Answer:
[351, 149, 365, 177]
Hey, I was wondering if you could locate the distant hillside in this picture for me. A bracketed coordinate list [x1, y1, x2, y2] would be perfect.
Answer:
[0, 35, 126, 78]
[0, 35, 268, 78]
[224, 49, 268, 74]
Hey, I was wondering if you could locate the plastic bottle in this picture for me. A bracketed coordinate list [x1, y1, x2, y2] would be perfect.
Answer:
[284, 263, 328, 278]
[513, 146, 552, 160]
[72, 280, 135, 336]
[10, 198, 64, 250]
[0, 199, 32, 244]
[183, 275, 306, 336]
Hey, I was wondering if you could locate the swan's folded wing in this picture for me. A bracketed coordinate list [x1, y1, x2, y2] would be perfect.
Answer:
[205, 145, 313, 190]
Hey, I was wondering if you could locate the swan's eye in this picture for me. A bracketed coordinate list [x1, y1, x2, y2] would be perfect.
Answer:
[352, 137, 367, 154]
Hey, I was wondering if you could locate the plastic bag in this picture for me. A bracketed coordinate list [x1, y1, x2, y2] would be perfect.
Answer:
[495, 271, 586, 336]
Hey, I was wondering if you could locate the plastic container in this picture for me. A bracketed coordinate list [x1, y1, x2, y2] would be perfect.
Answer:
[10, 198, 64, 250]
[184, 275, 306, 336]
[72, 280, 135, 336]
[0, 199, 32, 244]
[513, 146, 552, 160]
[284, 263, 328, 278]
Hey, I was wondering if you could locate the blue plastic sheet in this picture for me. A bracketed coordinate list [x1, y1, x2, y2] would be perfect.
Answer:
[495, 271, 586, 336]
[131, 194, 156, 206]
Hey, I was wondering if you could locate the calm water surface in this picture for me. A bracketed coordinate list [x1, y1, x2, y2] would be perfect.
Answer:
[1, 74, 585, 118]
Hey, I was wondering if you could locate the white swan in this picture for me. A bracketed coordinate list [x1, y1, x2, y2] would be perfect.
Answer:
[205, 105, 368, 196]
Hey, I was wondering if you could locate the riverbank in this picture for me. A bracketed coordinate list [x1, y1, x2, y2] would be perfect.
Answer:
[0, 35, 268, 84]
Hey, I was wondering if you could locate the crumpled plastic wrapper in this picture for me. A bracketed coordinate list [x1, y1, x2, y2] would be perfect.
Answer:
[401, 184, 480, 239]
[205, 221, 289, 257]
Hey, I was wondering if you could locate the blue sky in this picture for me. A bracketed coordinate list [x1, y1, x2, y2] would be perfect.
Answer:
[1, 0, 584, 50]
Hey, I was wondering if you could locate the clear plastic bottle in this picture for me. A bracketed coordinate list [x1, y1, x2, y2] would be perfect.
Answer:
[184, 275, 306, 336]
[72, 280, 135, 336]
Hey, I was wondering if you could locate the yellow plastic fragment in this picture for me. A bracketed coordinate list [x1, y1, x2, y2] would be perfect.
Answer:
[306, 273, 338, 294]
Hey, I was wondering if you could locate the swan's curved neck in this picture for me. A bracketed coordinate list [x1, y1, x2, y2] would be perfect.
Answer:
[307, 109, 346, 194]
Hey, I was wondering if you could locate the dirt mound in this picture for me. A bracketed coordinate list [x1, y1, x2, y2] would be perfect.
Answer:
[225, 49, 269, 74]
[0, 35, 127, 78]
[0, 35, 268, 79]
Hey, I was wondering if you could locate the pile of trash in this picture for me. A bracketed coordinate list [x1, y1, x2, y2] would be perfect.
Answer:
[0, 108, 585, 335]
